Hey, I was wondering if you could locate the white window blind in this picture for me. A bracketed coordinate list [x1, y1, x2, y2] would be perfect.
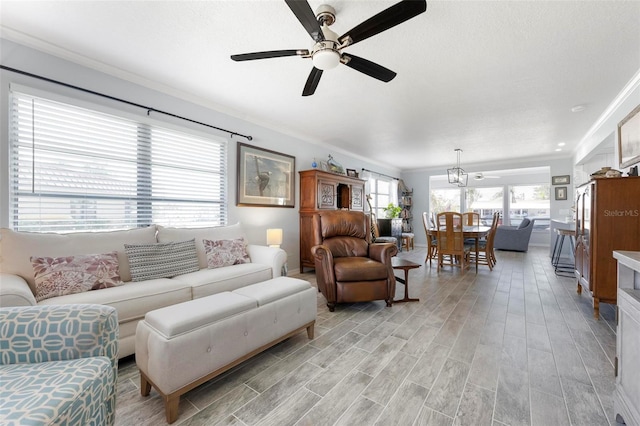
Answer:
[9, 90, 227, 232]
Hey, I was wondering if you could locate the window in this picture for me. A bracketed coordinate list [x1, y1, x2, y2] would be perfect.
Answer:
[9, 89, 227, 232]
[430, 188, 461, 217]
[508, 184, 550, 230]
[465, 187, 504, 225]
[369, 177, 392, 219]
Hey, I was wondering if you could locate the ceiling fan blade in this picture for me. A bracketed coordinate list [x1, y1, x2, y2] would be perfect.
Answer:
[302, 67, 323, 96]
[284, 0, 325, 42]
[342, 54, 396, 82]
[231, 49, 308, 61]
[339, 0, 427, 46]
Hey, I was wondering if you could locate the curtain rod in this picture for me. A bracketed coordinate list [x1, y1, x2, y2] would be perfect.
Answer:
[0, 65, 253, 141]
[361, 168, 399, 181]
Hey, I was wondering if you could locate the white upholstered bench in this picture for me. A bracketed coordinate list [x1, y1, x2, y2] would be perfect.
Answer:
[135, 277, 317, 423]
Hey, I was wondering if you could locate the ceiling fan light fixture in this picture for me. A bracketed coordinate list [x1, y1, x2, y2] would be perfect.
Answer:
[312, 45, 340, 70]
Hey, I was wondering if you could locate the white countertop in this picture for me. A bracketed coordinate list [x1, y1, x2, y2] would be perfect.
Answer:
[613, 251, 640, 273]
[551, 219, 575, 226]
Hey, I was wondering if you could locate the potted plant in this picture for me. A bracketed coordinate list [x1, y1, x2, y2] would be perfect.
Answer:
[383, 203, 402, 219]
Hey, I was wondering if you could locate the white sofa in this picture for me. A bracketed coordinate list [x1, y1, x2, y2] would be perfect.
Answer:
[0, 223, 287, 358]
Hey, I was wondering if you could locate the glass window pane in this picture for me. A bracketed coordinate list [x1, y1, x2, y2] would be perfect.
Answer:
[371, 177, 393, 218]
[430, 188, 461, 217]
[508, 184, 550, 229]
[9, 90, 227, 232]
[466, 187, 504, 225]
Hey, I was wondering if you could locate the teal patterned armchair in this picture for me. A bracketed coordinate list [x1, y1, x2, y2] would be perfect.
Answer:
[0, 304, 119, 425]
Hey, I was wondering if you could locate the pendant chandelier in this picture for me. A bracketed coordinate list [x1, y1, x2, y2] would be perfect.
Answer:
[447, 148, 468, 187]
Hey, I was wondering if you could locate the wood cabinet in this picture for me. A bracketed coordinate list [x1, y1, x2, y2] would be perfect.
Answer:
[299, 169, 365, 272]
[377, 218, 402, 247]
[575, 177, 640, 318]
[613, 250, 640, 426]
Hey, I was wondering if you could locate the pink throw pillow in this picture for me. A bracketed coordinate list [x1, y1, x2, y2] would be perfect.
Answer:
[203, 238, 251, 269]
[31, 252, 123, 302]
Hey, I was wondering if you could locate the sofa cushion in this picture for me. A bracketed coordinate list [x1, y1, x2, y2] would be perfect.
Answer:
[0, 357, 113, 425]
[203, 237, 250, 269]
[323, 237, 369, 258]
[233, 277, 312, 306]
[333, 257, 389, 281]
[0, 226, 157, 293]
[38, 279, 192, 324]
[156, 223, 246, 269]
[144, 292, 257, 338]
[171, 263, 272, 299]
[125, 239, 199, 281]
[31, 252, 123, 302]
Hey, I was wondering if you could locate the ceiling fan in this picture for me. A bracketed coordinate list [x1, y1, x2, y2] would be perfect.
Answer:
[230, 0, 427, 96]
[474, 172, 501, 181]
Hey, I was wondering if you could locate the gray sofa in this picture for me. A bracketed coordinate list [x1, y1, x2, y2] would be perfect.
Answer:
[0, 223, 287, 358]
[493, 218, 536, 252]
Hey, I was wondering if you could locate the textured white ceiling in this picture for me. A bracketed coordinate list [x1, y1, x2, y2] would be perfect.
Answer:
[1, 0, 639, 171]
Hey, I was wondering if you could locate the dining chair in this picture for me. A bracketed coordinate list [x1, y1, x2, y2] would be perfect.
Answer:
[436, 212, 470, 271]
[422, 212, 437, 265]
[468, 211, 500, 270]
[463, 212, 480, 226]
[462, 211, 480, 245]
[488, 212, 500, 266]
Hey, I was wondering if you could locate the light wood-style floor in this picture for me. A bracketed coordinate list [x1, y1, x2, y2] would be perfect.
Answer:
[115, 246, 618, 426]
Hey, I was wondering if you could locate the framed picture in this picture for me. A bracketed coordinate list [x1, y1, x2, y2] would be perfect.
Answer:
[618, 104, 640, 169]
[555, 186, 568, 201]
[320, 161, 329, 171]
[551, 175, 570, 185]
[236, 142, 295, 207]
[346, 168, 358, 177]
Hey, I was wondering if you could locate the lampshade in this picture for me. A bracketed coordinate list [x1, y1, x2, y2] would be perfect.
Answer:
[266, 228, 283, 248]
[312, 48, 340, 70]
[447, 168, 468, 187]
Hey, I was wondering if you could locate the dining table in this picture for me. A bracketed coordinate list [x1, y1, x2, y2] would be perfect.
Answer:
[428, 225, 491, 273]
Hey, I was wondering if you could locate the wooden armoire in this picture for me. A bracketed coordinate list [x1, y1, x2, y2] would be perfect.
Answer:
[574, 176, 640, 318]
[299, 169, 365, 272]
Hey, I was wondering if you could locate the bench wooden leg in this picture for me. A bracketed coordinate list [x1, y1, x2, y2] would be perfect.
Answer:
[165, 394, 180, 424]
[140, 373, 152, 397]
[306, 322, 315, 339]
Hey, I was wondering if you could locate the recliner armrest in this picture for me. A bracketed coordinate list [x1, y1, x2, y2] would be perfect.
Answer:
[369, 243, 398, 263]
[311, 244, 336, 301]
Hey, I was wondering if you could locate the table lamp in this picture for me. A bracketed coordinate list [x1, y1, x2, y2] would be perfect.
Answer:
[266, 228, 283, 248]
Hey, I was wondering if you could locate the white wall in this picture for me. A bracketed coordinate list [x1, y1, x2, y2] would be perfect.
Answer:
[574, 69, 640, 176]
[0, 39, 400, 274]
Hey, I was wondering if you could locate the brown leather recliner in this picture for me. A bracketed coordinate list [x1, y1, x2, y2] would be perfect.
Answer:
[311, 210, 398, 312]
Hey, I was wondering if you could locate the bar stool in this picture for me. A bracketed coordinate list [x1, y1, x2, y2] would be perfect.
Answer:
[551, 228, 575, 277]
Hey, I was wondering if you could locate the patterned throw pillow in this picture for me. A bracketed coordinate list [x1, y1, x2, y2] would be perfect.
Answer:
[124, 239, 199, 282]
[203, 238, 251, 269]
[31, 252, 123, 302]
